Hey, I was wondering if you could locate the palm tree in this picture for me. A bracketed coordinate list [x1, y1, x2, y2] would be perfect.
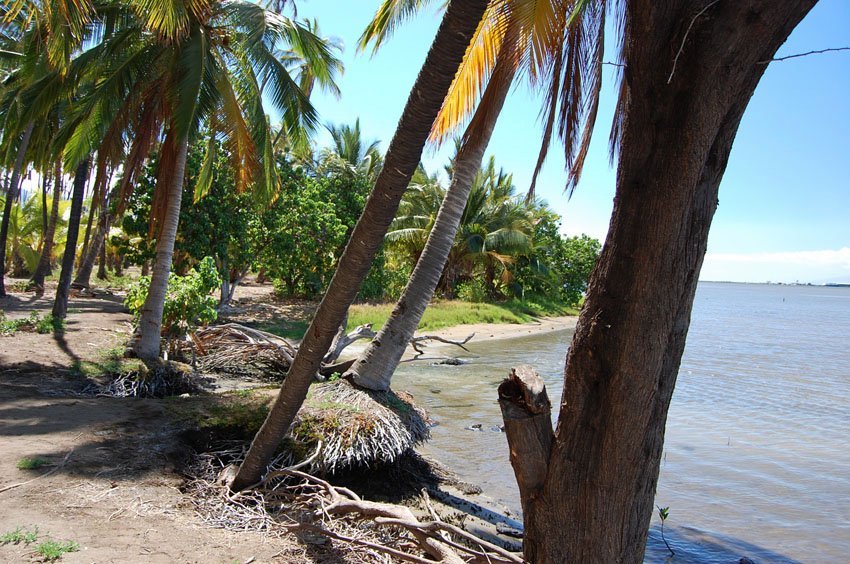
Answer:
[30, 156, 64, 288]
[349, 155, 535, 390]
[52, 157, 88, 319]
[0, 120, 33, 296]
[316, 119, 383, 181]
[231, 0, 491, 492]
[40, 0, 341, 361]
[490, 1, 818, 561]
[342, 0, 574, 390]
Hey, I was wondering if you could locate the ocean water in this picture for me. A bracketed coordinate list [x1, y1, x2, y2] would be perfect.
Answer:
[393, 282, 850, 562]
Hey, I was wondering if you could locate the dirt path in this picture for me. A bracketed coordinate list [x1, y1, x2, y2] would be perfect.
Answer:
[1, 281, 550, 562]
[0, 285, 313, 563]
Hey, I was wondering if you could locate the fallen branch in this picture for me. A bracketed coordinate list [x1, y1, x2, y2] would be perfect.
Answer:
[409, 333, 475, 359]
[0, 450, 74, 494]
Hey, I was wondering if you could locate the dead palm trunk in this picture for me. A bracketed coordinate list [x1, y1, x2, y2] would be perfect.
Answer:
[230, 0, 490, 492]
[502, 2, 816, 561]
[346, 61, 516, 391]
[0, 121, 35, 297]
[133, 131, 189, 363]
[31, 159, 63, 288]
[52, 158, 90, 319]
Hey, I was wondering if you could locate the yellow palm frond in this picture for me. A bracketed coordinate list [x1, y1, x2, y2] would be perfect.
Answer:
[429, 0, 510, 145]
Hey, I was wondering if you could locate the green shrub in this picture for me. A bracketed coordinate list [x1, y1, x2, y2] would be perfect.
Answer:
[125, 256, 221, 337]
[456, 279, 488, 303]
[16, 457, 49, 470]
[0, 526, 39, 545]
[36, 539, 79, 561]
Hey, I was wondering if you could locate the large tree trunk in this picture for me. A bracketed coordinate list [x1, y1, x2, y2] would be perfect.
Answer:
[31, 159, 63, 288]
[0, 121, 34, 297]
[230, 0, 490, 492]
[346, 60, 516, 391]
[133, 132, 189, 363]
[52, 158, 90, 319]
[508, 2, 817, 562]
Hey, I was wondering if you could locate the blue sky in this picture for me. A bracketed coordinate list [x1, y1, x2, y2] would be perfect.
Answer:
[295, 1, 849, 283]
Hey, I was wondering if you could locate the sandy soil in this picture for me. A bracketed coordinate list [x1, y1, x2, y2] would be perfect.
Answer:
[0, 279, 571, 562]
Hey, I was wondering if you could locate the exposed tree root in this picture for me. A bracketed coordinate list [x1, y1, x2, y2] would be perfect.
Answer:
[186, 444, 522, 563]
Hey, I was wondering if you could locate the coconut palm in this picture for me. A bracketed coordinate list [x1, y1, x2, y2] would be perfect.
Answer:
[343, 0, 585, 390]
[37, 0, 341, 359]
[316, 119, 383, 181]
[349, 155, 535, 389]
[231, 0, 491, 492]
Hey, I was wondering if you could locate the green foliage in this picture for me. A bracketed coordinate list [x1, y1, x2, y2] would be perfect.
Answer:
[35, 539, 79, 561]
[258, 167, 371, 299]
[513, 212, 601, 306]
[456, 279, 488, 303]
[1, 526, 78, 561]
[16, 457, 49, 470]
[657, 505, 674, 556]
[0, 311, 63, 335]
[125, 257, 221, 338]
[0, 526, 39, 545]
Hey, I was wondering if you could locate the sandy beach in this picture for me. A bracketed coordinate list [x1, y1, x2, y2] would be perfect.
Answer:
[415, 315, 578, 343]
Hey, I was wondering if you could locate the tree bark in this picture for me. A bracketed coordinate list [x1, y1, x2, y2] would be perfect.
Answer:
[133, 132, 189, 363]
[97, 242, 107, 280]
[498, 366, 553, 520]
[31, 159, 63, 288]
[0, 121, 34, 297]
[73, 182, 117, 289]
[230, 0, 490, 492]
[517, 2, 817, 562]
[52, 158, 90, 319]
[346, 58, 516, 391]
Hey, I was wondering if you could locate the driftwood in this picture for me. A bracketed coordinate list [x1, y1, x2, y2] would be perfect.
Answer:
[407, 333, 475, 360]
[497, 365, 553, 518]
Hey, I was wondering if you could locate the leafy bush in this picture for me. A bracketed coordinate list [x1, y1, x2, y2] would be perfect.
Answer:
[125, 257, 221, 337]
[456, 279, 488, 303]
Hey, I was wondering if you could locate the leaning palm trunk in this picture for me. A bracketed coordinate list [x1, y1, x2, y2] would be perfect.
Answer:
[52, 158, 90, 319]
[133, 132, 189, 363]
[230, 0, 489, 492]
[346, 62, 516, 391]
[73, 182, 118, 289]
[0, 121, 35, 297]
[31, 160, 63, 288]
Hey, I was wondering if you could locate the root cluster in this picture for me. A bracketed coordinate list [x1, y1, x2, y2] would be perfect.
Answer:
[185, 444, 522, 563]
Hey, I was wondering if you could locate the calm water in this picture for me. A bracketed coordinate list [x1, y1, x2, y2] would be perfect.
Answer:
[394, 282, 850, 562]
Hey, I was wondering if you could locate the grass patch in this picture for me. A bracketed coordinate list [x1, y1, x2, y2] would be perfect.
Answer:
[245, 319, 309, 341]
[16, 457, 49, 470]
[0, 526, 39, 545]
[0, 311, 64, 336]
[35, 539, 79, 561]
[93, 272, 138, 291]
[347, 298, 577, 333]
[71, 346, 143, 379]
